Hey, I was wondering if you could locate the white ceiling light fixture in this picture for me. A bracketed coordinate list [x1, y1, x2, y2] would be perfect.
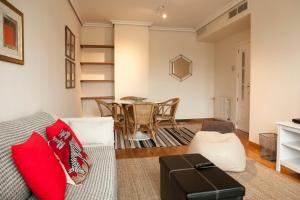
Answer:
[157, 0, 168, 19]
[161, 6, 167, 19]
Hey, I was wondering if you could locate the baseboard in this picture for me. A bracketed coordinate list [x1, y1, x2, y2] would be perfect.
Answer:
[175, 118, 215, 124]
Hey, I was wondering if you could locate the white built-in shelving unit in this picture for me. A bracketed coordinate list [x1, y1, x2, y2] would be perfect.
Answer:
[276, 121, 300, 173]
[80, 44, 115, 116]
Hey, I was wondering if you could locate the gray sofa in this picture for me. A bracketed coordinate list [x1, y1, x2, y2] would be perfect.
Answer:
[0, 112, 117, 200]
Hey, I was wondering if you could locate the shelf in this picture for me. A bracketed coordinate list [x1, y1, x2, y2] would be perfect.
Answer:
[80, 62, 114, 66]
[277, 122, 300, 173]
[81, 96, 115, 100]
[80, 80, 114, 83]
[81, 44, 114, 49]
[281, 158, 300, 173]
[282, 141, 300, 151]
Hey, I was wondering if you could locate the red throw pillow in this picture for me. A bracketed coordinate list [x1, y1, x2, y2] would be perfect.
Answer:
[46, 119, 83, 149]
[48, 130, 91, 184]
[47, 120, 91, 185]
[11, 132, 66, 200]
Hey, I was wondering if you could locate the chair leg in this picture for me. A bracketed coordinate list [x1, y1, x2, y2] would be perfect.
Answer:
[133, 126, 138, 139]
[128, 126, 133, 141]
[122, 124, 127, 140]
[125, 122, 132, 141]
[172, 119, 178, 129]
[149, 124, 157, 146]
[155, 120, 160, 131]
[130, 125, 137, 148]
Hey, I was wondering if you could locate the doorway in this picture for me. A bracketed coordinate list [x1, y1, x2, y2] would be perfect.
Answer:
[235, 41, 251, 133]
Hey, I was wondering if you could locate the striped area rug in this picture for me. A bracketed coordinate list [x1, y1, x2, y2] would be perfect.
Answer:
[114, 127, 195, 149]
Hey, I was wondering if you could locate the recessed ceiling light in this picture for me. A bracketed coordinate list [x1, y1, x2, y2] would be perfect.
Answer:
[162, 13, 167, 19]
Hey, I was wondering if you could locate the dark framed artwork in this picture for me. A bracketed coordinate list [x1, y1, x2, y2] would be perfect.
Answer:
[70, 31, 75, 60]
[71, 61, 75, 88]
[65, 59, 75, 89]
[0, 0, 24, 65]
[65, 26, 75, 60]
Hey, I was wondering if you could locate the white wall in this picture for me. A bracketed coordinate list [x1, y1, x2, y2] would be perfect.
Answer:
[81, 26, 114, 45]
[214, 29, 250, 122]
[114, 24, 149, 99]
[81, 26, 114, 116]
[249, 0, 300, 143]
[149, 30, 215, 119]
[0, 0, 82, 122]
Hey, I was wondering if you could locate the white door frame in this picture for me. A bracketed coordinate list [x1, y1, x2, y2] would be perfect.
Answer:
[235, 40, 251, 132]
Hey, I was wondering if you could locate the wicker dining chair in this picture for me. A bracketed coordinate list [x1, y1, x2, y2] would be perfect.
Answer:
[155, 98, 180, 129]
[124, 102, 157, 143]
[95, 99, 125, 133]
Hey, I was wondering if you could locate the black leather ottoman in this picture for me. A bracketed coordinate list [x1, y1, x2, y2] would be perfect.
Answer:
[159, 154, 245, 200]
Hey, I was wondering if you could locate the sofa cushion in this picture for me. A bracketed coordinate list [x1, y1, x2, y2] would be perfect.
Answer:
[0, 112, 55, 200]
[28, 145, 116, 200]
[65, 117, 114, 146]
[48, 129, 91, 185]
[12, 132, 66, 200]
[46, 119, 83, 149]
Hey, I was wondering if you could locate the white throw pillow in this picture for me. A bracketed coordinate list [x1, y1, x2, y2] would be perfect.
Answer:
[63, 117, 114, 146]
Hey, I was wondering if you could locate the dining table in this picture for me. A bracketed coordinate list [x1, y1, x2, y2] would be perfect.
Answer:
[113, 99, 161, 105]
[112, 98, 161, 141]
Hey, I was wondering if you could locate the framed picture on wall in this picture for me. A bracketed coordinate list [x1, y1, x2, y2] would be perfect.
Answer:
[70, 31, 75, 60]
[65, 59, 75, 89]
[65, 59, 71, 88]
[65, 26, 75, 60]
[0, 0, 24, 65]
[71, 61, 75, 88]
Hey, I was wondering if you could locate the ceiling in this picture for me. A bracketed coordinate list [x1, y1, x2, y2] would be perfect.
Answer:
[71, 0, 235, 28]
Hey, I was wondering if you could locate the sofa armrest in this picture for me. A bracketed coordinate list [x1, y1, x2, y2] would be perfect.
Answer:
[62, 117, 114, 146]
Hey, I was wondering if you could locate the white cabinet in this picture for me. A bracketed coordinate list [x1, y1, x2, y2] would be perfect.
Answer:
[276, 122, 300, 173]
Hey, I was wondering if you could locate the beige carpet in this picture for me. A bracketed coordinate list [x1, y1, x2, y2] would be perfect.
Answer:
[117, 157, 300, 200]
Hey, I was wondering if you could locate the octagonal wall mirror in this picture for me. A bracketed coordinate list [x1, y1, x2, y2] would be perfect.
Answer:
[169, 54, 192, 82]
